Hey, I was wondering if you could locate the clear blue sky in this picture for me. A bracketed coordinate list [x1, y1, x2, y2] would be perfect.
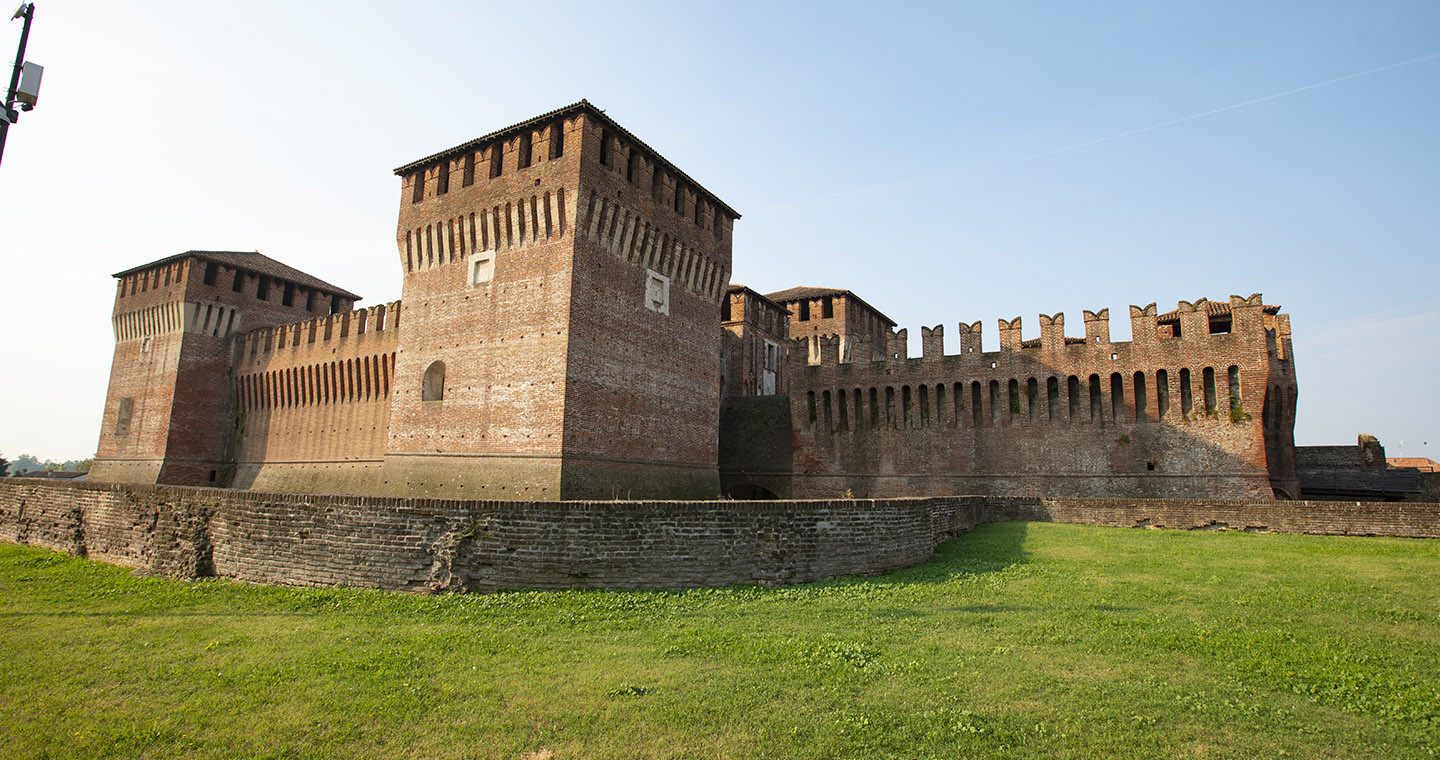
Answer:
[1, 0, 1436, 463]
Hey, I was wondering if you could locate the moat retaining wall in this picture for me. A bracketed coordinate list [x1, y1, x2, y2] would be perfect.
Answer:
[1, 479, 1435, 592]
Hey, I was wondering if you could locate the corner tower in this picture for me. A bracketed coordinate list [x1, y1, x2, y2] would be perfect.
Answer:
[91, 251, 359, 485]
[384, 101, 738, 499]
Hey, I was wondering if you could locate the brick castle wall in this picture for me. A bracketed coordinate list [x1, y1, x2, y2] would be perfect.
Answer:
[93, 256, 359, 487]
[386, 113, 581, 499]
[785, 296, 1300, 500]
[559, 113, 733, 499]
[231, 302, 402, 494]
[2, 480, 1433, 594]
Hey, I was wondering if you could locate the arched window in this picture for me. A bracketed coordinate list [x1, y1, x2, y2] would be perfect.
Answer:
[422, 361, 446, 402]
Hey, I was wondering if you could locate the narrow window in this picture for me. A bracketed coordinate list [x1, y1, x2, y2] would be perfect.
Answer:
[972, 381, 983, 427]
[694, 198, 703, 225]
[1110, 373, 1124, 421]
[807, 391, 816, 424]
[437, 160, 450, 194]
[1047, 377, 1059, 421]
[953, 382, 964, 426]
[489, 144, 503, 178]
[836, 388, 848, 431]
[798, 301, 810, 321]
[1228, 365, 1242, 409]
[1156, 369, 1170, 417]
[1008, 379, 1020, 423]
[305, 290, 316, 312]
[599, 129, 610, 165]
[626, 149, 639, 183]
[1134, 371, 1147, 422]
[330, 295, 342, 314]
[422, 361, 446, 402]
[232, 269, 244, 292]
[282, 282, 295, 307]
[462, 151, 475, 186]
[256, 276, 270, 301]
[989, 380, 1000, 426]
[932, 383, 942, 425]
[412, 170, 425, 203]
[822, 297, 834, 319]
[902, 385, 913, 427]
[1180, 368, 1194, 414]
[869, 388, 879, 428]
[1089, 374, 1102, 421]
[517, 132, 532, 169]
[114, 398, 134, 437]
[652, 167, 664, 201]
[548, 121, 564, 159]
[1203, 367, 1217, 412]
[674, 183, 685, 215]
[885, 386, 896, 426]
[1067, 375, 1080, 421]
[202, 262, 218, 286]
[1026, 378, 1038, 422]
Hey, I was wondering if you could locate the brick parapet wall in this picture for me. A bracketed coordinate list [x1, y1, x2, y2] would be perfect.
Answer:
[2, 480, 1434, 594]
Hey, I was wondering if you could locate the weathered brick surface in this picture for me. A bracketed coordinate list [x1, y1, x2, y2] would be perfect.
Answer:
[783, 296, 1300, 500]
[3, 481, 1433, 593]
[93, 255, 359, 488]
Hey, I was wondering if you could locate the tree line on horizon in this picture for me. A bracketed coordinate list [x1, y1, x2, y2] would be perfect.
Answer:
[0, 453, 92, 477]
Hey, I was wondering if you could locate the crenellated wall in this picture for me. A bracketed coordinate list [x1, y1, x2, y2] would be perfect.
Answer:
[230, 302, 403, 494]
[785, 294, 1299, 500]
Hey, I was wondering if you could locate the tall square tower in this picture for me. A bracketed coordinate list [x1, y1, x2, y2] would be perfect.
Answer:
[384, 101, 738, 499]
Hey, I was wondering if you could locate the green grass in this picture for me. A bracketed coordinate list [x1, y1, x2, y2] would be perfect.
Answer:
[2, 522, 1437, 759]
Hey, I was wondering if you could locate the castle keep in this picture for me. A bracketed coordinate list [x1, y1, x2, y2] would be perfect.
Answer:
[90, 101, 1300, 501]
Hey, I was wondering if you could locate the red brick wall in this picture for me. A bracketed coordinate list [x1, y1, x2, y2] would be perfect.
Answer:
[3, 480, 1433, 594]
[787, 297, 1299, 499]
[385, 115, 581, 498]
[558, 113, 732, 498]
[231, 303, 401, 494]
[93, 257, 357, 486]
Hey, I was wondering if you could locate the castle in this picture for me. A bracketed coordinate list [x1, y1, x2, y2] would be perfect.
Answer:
[89, 101, 1300, 501]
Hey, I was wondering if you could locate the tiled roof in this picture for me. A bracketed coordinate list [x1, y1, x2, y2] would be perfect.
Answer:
[392, 99, 740, 219]
[113, 251, 361, 301]
[724, 284, 788, 315]
[763, 286, 897, 327]
[1156, 300, 1280, 323]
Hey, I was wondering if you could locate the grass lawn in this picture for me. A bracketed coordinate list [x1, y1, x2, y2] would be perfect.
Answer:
[1, 521, 1437, 759]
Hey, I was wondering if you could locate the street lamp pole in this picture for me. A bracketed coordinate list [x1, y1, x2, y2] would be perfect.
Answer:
[0, 2, 37, 168]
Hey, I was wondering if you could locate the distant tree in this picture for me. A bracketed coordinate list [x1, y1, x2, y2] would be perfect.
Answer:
[10, 454, 40, 476]
[0, 453, 9, 477]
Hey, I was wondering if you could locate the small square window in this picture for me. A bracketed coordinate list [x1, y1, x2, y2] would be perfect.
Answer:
[469, 252, 496, 287]
[644, 269, 670, 315]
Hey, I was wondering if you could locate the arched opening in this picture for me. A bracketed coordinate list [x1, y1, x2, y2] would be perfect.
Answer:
[422, 361, 446, 402]
[726, 483, 779, 500]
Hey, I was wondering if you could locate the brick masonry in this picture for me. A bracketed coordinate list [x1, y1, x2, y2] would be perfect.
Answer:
[3, 479, 1433, 593]
[770, 296, 1301, 501]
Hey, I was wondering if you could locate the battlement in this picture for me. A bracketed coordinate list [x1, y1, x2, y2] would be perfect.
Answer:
[395, 101, 738, 226]
[236, 300, 402, 368]
[798, 294, 1286, 369]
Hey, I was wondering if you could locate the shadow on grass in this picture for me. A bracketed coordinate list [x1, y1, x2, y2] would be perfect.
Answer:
[810, 520, 1032, 590]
